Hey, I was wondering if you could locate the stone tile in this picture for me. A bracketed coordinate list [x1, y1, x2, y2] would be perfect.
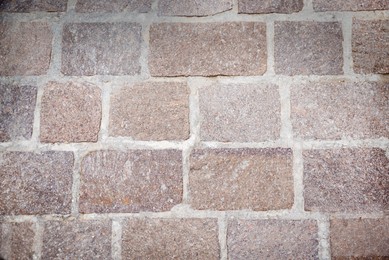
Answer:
[62, 22, 141, 75]
[314, 0, 389, 11]
[40, 81, 101, 143]
[199, 83, 280, 142]
[122, 218, 219, 259]
[0, 0, 67, 12]
[0, 222, 35, 260]
[0, 22, 52, 76]
[79, 149, 182, 213]
[330, 218, 389, 259]
[274, 21, 343, 75]
[239, 0, 303, 14]
[228, 219, 319, 260]
[42, 220, 111, 259]
[291, 82, 389, 140]
[109, 82, 189, 141]
[0, 151, 73, 215]
[353, 19, 389, 74]
[158, 0, 232, 16]
[75, 0, 151, 12]
[304, 149, 389, 213]
[189, 148, 293, 211]
[149, 22, 266, 76]
[0, 84, 37, 142]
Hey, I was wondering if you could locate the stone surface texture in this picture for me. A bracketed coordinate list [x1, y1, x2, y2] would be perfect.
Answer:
[0, 0, 67, 12]
[0, 151, 74, 215]
[275, 21, 343, 75]
[79, 149, 182, 213]
[239, 0, 304, 13]
[149, 22, 267, 76]
[158, 0, 232, 16]
[189, 148, 294, 211]
[75, 0, 151, 12]
[314, 0, 389, 11]
[304, 149, 389, 213]
[109, 82, 189, 140]
[122, 218, 219, 259]
[40, 81, 102, 143]
[0, 222, 35, 260]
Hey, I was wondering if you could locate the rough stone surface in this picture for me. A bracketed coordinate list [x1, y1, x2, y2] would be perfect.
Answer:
[158, 0, 232, 16]
[304, 149, 389, 213]
[122, 218, 219, 259]
[0, 22, 52, 76]
[199, 83, 280, 142]
[189, 148, 294, 211]
[109, 82, 189, 141]
[76, 0, 151, 12]
[42, 220, 111, 259]
[0, 151, 74, 215]
[62, 22, 141, 76]
[239, 0, 304, 14]
[149, 22, 267, 76]
[0, 0, 67, 12]
[0, 84, 37, 142]
[291, 82, 389, 140]
[275, 21, 343, 75]
[40, 81, 102, 143]
[314, 0, 389, 11]
[0, 222, 35, 260]
[330, 218, 389, 259]
[228, 219, 319, 259]
[79, 149, 182, 213]
[353, 19, 389, 74]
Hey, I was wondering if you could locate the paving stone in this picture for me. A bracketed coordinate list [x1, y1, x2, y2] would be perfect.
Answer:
[0, 222, 35, 260]
[239, 0, 304, 14]
[158, 0, 232, 16]
[314, 0, 389, 11]
[149, 22, 267, 76]
[189, 148, 294, 211]
[75, 0, 151, 12]
[0, 0, 67, 12]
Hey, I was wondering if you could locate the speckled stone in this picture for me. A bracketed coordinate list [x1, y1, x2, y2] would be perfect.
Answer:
[274, 21, 343, 75]
[291, 82, 389, 140]
[0, 0, 67, 12]
[228, 219, 319, 260]
[0, 22, 52, 76]
[62, 23, 141, 76]
[79, 149, 182, 213]
[352, 19, 389, 74]
[122, 218, 219, 259]
[42, 220, 111, 259]
[314, 0, 389, 11]
[0, 151, 73, 215]
[199, 83, 280, 142]
[75, 0, 151, 12]
[149, 22, 267, 76]
[331, 218, 389, 259]
[304, 149, 389, 213]
[0, 222, 35, 260]
[0, 84, 37, 142]
[189, 148, 293, 211]
[109, 82, 189, 141]
[239, 0, 303, 14]
[158, 0, 232, 16]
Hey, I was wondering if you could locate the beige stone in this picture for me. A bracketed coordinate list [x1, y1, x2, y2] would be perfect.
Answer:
[314, 0, 389, 11]
[0, 0, 67, 12]
[158, 0, 232, 16]
[75, 0, 151, 12]
[239, 0, 303, 14]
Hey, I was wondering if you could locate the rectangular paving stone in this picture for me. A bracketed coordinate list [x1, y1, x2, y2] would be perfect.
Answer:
[0, 222, 35, 260]
[0, 22, 52, 76]
[189, 148, 293, 211]
[199, 83, 280, 142]
[40, 81, 102, 143]
[0, 84, 37, 142]
[0, 0, 67, 12]
[62, 22, 141, 75]
[79, 149, 182, 213]
[122, 218, 219, 259]
[239, 0, 304, 14]
[42, 220, 111, 259]
[228, 219, 319, 260]
[158, 0, 232, 16]
[314, 0, 389, 11]
[353, 19, 389, 74]
[75, 0, 151, 12]
[275, 21, 343, 75]
[149, 22, 266, 76]
[109, 82, 189, 141]
[304, 149, 389, 213]
[291, 82, 389, 140]
[0, 151, 74, 215]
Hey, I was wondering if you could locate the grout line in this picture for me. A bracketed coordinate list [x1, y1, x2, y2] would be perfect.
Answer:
[265, 20, 275, 76]
[218, 216, 228, 260]
[30, 83, 44, 144]
[182, 149, 191, 204]
[46, 19, 63, 77]
[32, 219, 44, 260]
[70, 150, 82, 215]
[318, 218, 331, 260]
[67, 0, 77, 11]
[292, 142, 305, 212]
[302, 0, 314, 13]
[342, 13, 354, 75]
[111, 219, 122, 260]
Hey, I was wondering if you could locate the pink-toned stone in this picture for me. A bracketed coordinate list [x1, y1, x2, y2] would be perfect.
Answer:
[109, 82, 189, 141]
[275, 21, 343, 75]
[304, 149, 389, 213]
[40, 81, 102, 143]
[0, 22, 52, 76]
[189, 148, 294, 211]
[0, 151, 74, 215]
[149, 22, 267, 76]
[199, 83, 280, 142]
[79, 149, 182, 213]
[122, 218, 219, 259]
[239, 0, 304, 14]
[314, 0, 389, 11]
[228, 219, 319, 259]
[0, 222, 35, 260]
[158, 0, 232, 16]
[0, 0, 67, 12]
[75, 0, 151, 12]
